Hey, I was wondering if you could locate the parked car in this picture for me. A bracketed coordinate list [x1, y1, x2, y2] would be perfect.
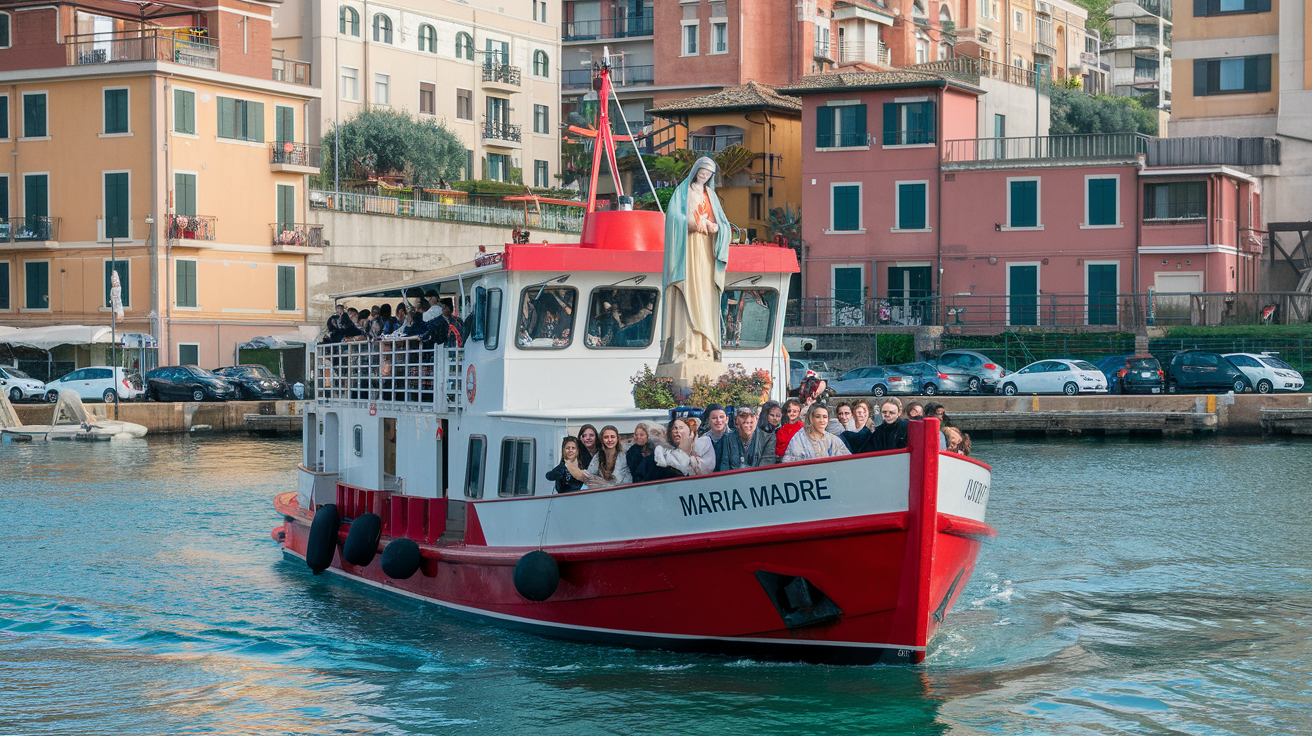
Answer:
[1095, 354, 1165, 395]
[144, 365, 237, 402]
[1, 365, 47, 402]
[1000, 359, 1108, 395]
[1223, 353, 1305, 394]
[894, 361, 974, 395]
[934, 350, 1008, 393]
[214, 364, 296, 400]
[788, 359, 841, 391]
[828, 366, 909, 397]
[1166, 351, 1251, 394]
[43, 367, 143, 404]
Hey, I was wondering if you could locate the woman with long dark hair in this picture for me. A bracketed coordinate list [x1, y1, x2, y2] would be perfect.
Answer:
[577, 424, 599, 470]
[544, 436, 587, 493]
[584, 425, 632, 487]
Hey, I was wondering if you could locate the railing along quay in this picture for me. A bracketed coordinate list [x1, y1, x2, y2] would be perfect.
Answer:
[311, 190, 585, 233]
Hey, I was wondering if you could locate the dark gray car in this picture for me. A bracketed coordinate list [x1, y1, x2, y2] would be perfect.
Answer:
[935, 350, 1009, 393]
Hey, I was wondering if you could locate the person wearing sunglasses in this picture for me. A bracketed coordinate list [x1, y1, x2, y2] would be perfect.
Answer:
[870, 398, 909, 451]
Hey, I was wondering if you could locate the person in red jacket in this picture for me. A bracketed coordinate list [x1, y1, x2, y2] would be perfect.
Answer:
[774, 398, 804, 459]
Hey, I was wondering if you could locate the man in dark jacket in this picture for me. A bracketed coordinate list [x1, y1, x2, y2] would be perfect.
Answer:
[719, 407, 768, 470]
[869, 399, 909, 451]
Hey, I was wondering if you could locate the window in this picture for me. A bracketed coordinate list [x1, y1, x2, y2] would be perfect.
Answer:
[456, 89, 473, 120]
[516, 286, 578, 349]
[712, 21, 728, 53]
[340, 6, 359, 36]
[374, 74, 390, 105]
[682, 21, 698, 55]
[104, 259, 129, 308]
[722, 289, 777, 349]
[1145, 181, 1207, 220]
[341, 67, 360, 101]
[533, 159, 549, 188]
[1008, 178, 1040, 228]
[174, 89, 195, 134]
[535, 0, 547, 22]
[882, 100, 935, 146]
[585, 287, 658, 348]
[533, 49, 550, 77]
[486, 152, 510, 182]
[750, 193, 763, 221]
[373, 13, 392, 43]
[179, 343, 200, 366]
[994, 113, 1006, 138]
[22, 93, 47, 138]
[473, 287, 503, 349]
[896, 181, 928, 230]
[1086, 176, 1118, 226]
[498, 438, 535, 496]
[0, 12, 9, 48]
[0, 95, 8, 139]
[277, 264, 296, 311]
[277, 184, 295, 230]
[456, 31, 474, 60]
[23, 174, 48, 220]
[176, 259, 197, 307]
[175, 172, 197, 216]
[24, 261, 48, 309]
[916, 39, 928, 64]
[464, 148, 474, 180]
[465, 435, 487, 497]
[104, 172, 130, 239]
[533, 104, 550, 134]
[1195, 0, 1270, 15]
[1013, 9, 1025, 30]
[1193, 55, 1271, 96]
[419, 82, 435, 115]
[275, 105, 294, 144]
[0, 262, 8, 309]
[217, 97, 264, 142]
[418, 23, 436, 52]
[103, 88, 128, 134]
[831, 184, 860, 231]
[816, 103, 867, 148]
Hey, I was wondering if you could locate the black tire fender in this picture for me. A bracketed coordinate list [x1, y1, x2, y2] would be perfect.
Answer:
[513, 550, 560, 602]
[381, 538, 422, 580]
[342, 512, 383, 567]
[305, 504, 341, 574]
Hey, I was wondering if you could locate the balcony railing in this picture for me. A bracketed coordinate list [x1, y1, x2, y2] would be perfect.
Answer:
[1080, 51, 1100, 66]
[482, 120, 522, 142]
[562, 64, 654, 90]
[1113, 67, 1160, 87]
[1146, 136, 1280, 167]
[167, 214, 217, 241]
[562, 16, 654, 41]
[482, 63, 522, 87]
[0, 216, 60, 243]
[837, 41, 891, 65]
[272, 223, 325, 248]
[941, 132, 1151, 168]
[310, 190, 584, 233]
[271, 142, 323, 168]
[65, 30, 218, 70]
[272, 52, 311, 85]
[1105, 34, 1161, 50]
[814, 40, 833, 60]
[910, 56, 1039, 89]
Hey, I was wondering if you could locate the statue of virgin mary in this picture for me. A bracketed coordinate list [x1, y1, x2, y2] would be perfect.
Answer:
[657, 156, 731, 385]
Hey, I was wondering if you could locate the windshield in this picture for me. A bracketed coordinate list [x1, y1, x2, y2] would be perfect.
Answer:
[5, 367, 32, 379]
[190, 367, 223, 380]
[1261, 357, 1295, 370]
[584, 287, 658, 348]
[222, 366, 271, 379]
[516, 286, 577, 349]
[1074, 361, 1099, 371]
[722, 289, 777, 350]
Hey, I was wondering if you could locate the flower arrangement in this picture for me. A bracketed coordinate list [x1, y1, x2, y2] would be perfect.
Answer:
[630, 364, 678, 409]
[631, 363, 772, 410]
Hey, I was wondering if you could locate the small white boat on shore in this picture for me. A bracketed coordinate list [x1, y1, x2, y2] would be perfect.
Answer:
[0, 390, 147, 442]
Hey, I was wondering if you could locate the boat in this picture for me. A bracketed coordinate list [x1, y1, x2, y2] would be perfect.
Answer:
[272, 55, 995, 664]
[0, 390, 147, 441]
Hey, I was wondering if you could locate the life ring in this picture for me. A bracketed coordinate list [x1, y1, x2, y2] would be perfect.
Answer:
[304, 504, 340, 574]
[342, 512, 383, 567]
[381, 538, 422, 579]
[513, 550, 560, 602]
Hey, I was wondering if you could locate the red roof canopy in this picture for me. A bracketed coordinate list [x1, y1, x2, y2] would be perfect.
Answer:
[502, 243, 799, 274]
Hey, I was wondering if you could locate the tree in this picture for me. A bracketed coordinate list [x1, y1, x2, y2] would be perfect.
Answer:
[321, 108, 467, 187]
[1049, 86, 1158, 136]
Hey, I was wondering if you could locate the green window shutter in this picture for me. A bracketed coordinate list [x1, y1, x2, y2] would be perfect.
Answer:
[104, 89, 128, 134]
[175, 173, 197, 217]
[277, 265, 296, 310]
[177, 260, 197, 308]
[0, 176, 8, 221]
[1193, 0, 1207, 14]
[24, 175, 49, 219]
[816, 105, 833, 147]
[276, 106, 294, 143]
[832, 185, 860, 231]
[883, 102, 897, 145]
[0, 262, 9, 310]
[104, 172, 130, 238]
[1254, 54, 1272, 92]
[1010, 180, 1037, 227]
[174, 89, 195, 135]
[1193, 59, 1208, 96]
[23, 94, 46, 137]
[277, 184, 296, 228]
[217, 97, 236, 139]
[898, 183, 927, 230]
[1088, 178, 1117, 225]
[0, 96, 8, 140]
[854, 104, 867, 144]
[25, 261, 48, 309]
[923, 100, 936, 144]
[246, 101, 265, 143]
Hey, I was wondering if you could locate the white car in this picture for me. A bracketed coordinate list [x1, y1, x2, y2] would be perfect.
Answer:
[43, 367, 144, 404]
[1000, 359, 1108, 396]
[0, 365, 47, 402]
[1223, 353, 1305, 394]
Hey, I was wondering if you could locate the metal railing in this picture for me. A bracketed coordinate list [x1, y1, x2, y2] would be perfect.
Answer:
[65, 30, 218, 69]
[271, 142, 323, 168]
[482, 120, 522, 142]
[565, 64, 654, 88]
[311, 190, 585, 233]
[0, 217, 60, 242]
[272, 223, 325, 248]
[1113, 67, 1161, 87]
[482, 63, 522, 86]
[941, 132, 1150, 167]
[910, 56, 1039, 88]
[272, 54, 311, 85]
[1104, 34, 1161, 50]
[167, 214, 217, 241]
[814, 40, 832, 59]
[562, 16, 654, 40]
[1146, 136, 1279, 167]
[1143, 201, 1206, 221]
[315, 339, 443, 410]
[837, 41, 891, 65]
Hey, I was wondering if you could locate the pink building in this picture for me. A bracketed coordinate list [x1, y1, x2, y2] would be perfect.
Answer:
[780, 70, 1265, 329]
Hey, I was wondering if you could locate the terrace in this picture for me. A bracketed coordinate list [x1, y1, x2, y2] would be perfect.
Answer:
[65, 29, 218, 69]
[941, 132, 1150, 170]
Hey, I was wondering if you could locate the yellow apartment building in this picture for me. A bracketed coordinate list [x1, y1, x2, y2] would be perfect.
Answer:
[0, 0, 322, 369]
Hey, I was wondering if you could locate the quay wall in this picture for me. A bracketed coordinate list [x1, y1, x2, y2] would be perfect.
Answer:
[13, 400, 304, 434]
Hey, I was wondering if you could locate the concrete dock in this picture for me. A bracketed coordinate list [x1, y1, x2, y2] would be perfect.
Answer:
[12, 400, 304, 435]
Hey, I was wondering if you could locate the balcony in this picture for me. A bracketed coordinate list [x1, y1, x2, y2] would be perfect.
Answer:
[814, 40, 833, 61]
[562, 64, 655, 91]
[562, 16, 654, 41]
[911, 56, 1039, 89]
[1080, 50, 1100, 66]
[167, 214, 217, 245]
[482, 120, 523, 148]
[272, 51, 311, 86]
[481, 63, 522, 92]
[1104, 34, 1161, 51]
[0, 217, 60, 246]
[65, 30, 218, 70]
[270, 142, 323, 174]
[838, 41, 891, 65]
[271, 223, 325, 252]
[941, 132, 1150, 169]
[1113, 67, 1160, 87]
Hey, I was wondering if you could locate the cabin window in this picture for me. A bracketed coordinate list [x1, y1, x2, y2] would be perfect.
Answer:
[465, 434, 486, 498]
[722, 288, 778, 349]
[515, 285, 577, 349]
[353, 424, 363, 456]
[585, 287, 659, 348]
[498, 438, 535, 496]
[486, 288, 503, 350]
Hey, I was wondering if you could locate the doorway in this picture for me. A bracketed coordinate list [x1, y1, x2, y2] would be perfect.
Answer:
[887, 264, 930, 325]
[1009, 263, 1039, 326]
[1087, 262, 1118, 325]
[832, 265, 864, 325]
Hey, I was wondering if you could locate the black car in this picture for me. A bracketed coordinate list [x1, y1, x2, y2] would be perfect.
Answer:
[1095, 354, 1165, 394]
[1166, 351, 1251, 394]
[214, 364, 295, 400]
[144, 365, 237, 402]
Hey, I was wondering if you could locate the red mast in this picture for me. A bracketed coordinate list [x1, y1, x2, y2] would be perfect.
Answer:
[567, 50, 634, 214]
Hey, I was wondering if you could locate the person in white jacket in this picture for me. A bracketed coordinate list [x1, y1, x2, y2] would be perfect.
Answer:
[784, 404, 852, 463]
[654, 417, 715, 476]
[584, 425, 633, 487]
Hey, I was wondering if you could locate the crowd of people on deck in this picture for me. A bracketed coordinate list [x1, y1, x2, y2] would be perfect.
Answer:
[322, 291, 469, 349]
[544, 397, 972, 493]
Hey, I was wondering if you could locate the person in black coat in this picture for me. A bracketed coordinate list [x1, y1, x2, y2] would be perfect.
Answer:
[869, 399, 909, 451]
[545, 437, 587, 493]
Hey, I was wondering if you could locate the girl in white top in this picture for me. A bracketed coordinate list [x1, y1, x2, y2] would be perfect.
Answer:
[584, 425, 633, 487]
[654, 417, 715, 476]
[784, 404, 852, 463]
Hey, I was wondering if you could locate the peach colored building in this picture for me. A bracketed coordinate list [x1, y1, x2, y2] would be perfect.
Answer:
[0, 0, 321, 369]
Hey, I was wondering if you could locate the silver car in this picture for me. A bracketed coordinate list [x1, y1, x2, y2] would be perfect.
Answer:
[897, 362, 974, 395]
[830, 366, 897, 397]
[935, 350, 1009, 393]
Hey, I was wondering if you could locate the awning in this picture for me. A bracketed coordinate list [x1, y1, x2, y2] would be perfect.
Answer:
[330, 259, 499, 300]
[0, 325, 115, 350]
[239, 325, 321, 350]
